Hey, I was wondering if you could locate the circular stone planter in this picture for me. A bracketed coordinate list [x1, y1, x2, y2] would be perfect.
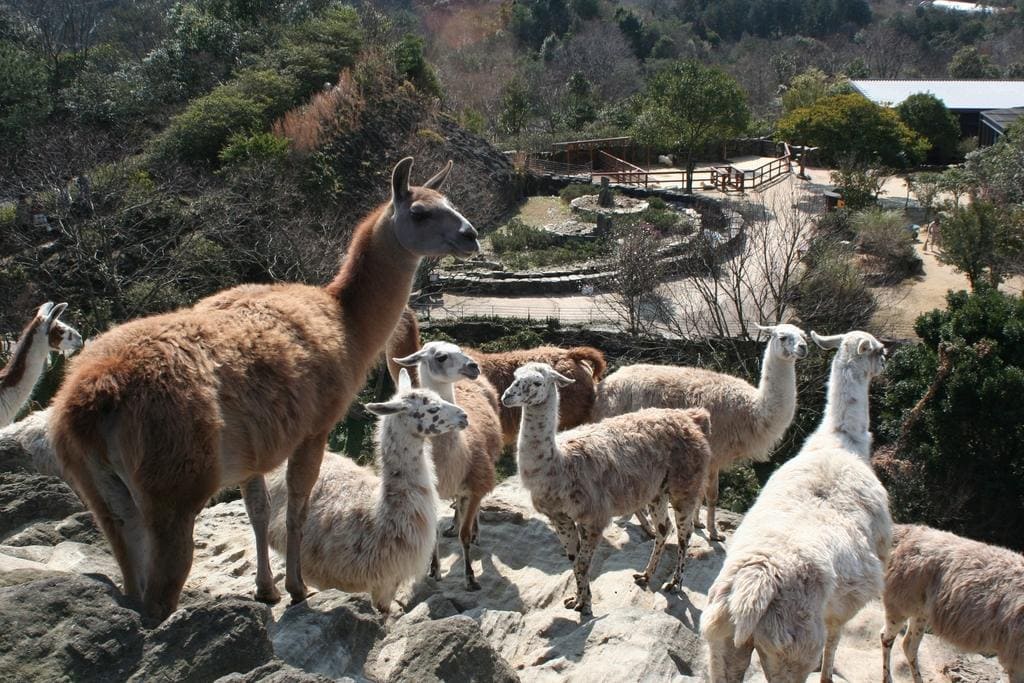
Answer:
[569, 194, 648, 223]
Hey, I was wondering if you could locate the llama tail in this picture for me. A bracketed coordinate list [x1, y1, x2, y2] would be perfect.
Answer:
[568, 347, 607, 380]
[701, 580, 736, 643]
[726, 559, 780, 647]
[50, 357, 128, 473]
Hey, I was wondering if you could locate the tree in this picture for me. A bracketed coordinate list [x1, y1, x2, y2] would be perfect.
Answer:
[896, 93, 960, 164]
[608, 225, 663, 336]
[498, 77, 531, 139]
[965, 119, 1024, 206]
[394, 34, 440, 98]
[877, 288, 1024, 549]
[948, 46, 1000, 79]
[909, 172, 943, 220]
[777, 93, 928, 167]
[938, 202, 1024, 289]
[0, 41, 50, 139]
[631, 61, 749, 193]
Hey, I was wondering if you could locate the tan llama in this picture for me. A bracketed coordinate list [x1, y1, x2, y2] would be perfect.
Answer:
[50, 157, 479, 622]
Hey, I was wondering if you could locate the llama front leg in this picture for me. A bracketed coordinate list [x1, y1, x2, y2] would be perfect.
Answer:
[142, 506, 199, 623]
[663, 496, 698, 592]
[550, 512, 580, 561]
[241, 475, 281, 603]
[428, 529, 442, 580]
[443, 497, 462, 538]
[705, 464, 724, 542]
[634, 495, 670, 587]
[284, 437, 326, 605]
[565, 523, 600, 616]
[902, 616, 927, 683]
[458, 495, 483, 590]
[820, 621, 842, 683]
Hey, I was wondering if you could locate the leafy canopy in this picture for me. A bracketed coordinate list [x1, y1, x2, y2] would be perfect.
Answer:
[896, 93, 960, 164]
[777, 93, 928, 167]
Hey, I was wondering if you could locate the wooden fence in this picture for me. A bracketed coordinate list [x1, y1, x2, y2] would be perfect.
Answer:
[592, 149, 790, 192]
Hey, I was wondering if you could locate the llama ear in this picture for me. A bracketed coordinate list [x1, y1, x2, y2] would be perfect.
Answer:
[811, 331, 842, 350]
[754, 323, 776, 334]
[392, 157, 414, 203]
[422, 160, 453, 190]
[857, 338, 875, 355]
[45, 302, 68, 324]
[37, 302, 55, 319]
[551, 371, 575, 387]
[397, 368, 413, 392]
[393, 350, 426, 368]
[366, 400, 405, 416]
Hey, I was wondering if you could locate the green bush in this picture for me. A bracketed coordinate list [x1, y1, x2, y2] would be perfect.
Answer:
[490, 218, 561, 253]
[559, 183, 598, 204]
[155, 69, 297, 164]
[878, 288, 1024, 549]
[218, 131, 290, 167]
[851, 208, 921, 279]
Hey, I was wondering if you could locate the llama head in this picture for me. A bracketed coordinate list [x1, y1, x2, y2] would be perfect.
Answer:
[756, 323, 808, 361]
[811, 330, 886, 378]
[389, 157, 479, 259]
[501, 362, 574, 408]
[393, 341, 480, 384]
[35, 302, 83, 354]
[367, 370, 469, 438]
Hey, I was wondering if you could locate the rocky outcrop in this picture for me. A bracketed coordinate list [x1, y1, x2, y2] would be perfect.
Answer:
[0, 459, 1007, 682]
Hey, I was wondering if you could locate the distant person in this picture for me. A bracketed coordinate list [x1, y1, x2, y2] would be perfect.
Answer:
[923, 219, 940, 252]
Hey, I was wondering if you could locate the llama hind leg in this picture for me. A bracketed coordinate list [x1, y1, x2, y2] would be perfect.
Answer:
[663, 495, 698, 592]
[284, 437, 326, 604]
[880, 612, 904, 683]
[565, 523, 600, 616]
[67, 459, 146, 600]
[632, 509, 657, 539]
[633, 494, 670, 587]
[704, 465, 724, 542]
[141, 506, 198, 623]
[457, 495, 483, 590]
[443, 497, 461, 538]
[820, 621, 842, 683]
[241, 475, 281, 604]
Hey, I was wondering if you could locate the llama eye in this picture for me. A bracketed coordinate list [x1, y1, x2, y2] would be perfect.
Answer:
[436, 353, 448, 362]
[533, 381, 541, 387]
[410, 205, 429, 220]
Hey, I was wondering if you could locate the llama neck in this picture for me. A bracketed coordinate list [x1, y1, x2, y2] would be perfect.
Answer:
[376, 419, 436, 516]
[516, 387, 562, 471]
[326, 203, 421, 368]
[817, 356, 872, 458]
[419, 373, 456, 404]
[0, 321, 50, 424]
[755, 343, 797, 423]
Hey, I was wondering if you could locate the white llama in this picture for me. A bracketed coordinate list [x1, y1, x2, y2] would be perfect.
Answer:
[702, 330, 892, 683]
[265, 369, 468, 613]
[594, 323, 808, 541]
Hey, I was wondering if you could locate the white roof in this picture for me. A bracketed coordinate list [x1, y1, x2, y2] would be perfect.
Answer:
[851, 80, 1024, 110]
[930, 0, 998, 13]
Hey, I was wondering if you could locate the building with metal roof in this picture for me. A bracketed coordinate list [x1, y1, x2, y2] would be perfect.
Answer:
[850, 80, 1024, 138]
[980, 108, 1024, 145]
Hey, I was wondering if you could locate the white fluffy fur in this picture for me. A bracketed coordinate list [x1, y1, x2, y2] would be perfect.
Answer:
[393, 341, 503, 590]
[0, 407, 61, 476]
[594, 323, 808, 539]
[701, 330, 892, 683]
[503, 362, 712, 616]
[882, 524, 1024, 683]
[265, 374, 466, 613]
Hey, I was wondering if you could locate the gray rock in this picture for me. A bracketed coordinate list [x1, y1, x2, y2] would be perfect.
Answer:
[214, 660, 338, 682]
[131, 597, 275, 682]
[0, 471, 84, 540]
[270, 591, 385, 679]
[368, 615, 519, 683]
[0, 573, 145, 682]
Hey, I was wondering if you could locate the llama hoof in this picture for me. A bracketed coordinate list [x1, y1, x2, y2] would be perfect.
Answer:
[632, 572, 650, 587]
[254, 585, 282, 604]
[288, 590, 314, 606]
[563, 595, 578, 610]
[708, 531, 725, 542]
[441, 524, 458, 538]
[428, 569, 441, 581]
[660, 580, 678, 593]
[694, 520, 706, 529]
[465, 577, 482, 591]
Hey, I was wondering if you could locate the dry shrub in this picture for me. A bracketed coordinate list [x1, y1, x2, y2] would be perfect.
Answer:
[273, 70, 364, 154]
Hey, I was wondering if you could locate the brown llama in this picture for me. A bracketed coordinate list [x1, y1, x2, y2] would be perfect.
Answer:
[385, 306, 606, 445]
[50, 158, 479, 622]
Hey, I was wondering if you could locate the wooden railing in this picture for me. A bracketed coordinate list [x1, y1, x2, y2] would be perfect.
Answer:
[594, 149, 791, 192]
